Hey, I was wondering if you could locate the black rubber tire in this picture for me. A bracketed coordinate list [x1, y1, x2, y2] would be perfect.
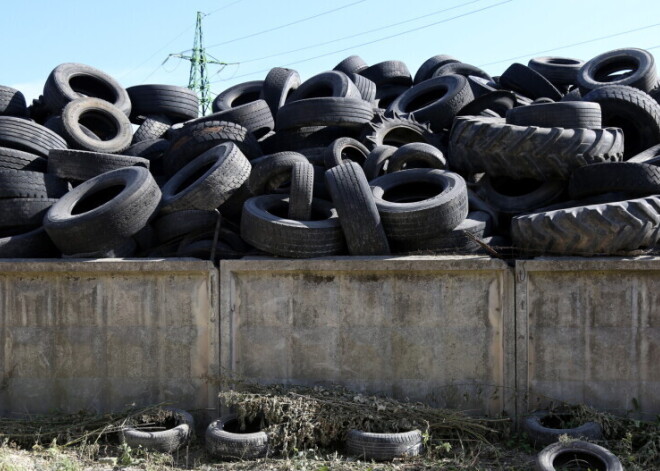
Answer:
[582, 84, 660, 159]
[499, 63, 563, 101]
[0, 86, 28, 117]
[334, 55, 369, 75]
[350, 73, 377, 102]
[560, 87, 583, 102]
[414, 54, 460, 84]
[154, 209, 219, 243]
[60, 98, 133, 154]
[0, 198, 58, 229]
[505, 102, 602, 129]
[325, 161, 390, 255]
[241, 194, 345, 258]
[448, 116, 624, 180]
[578, 47, 657, 93]
[511, 195, 660, 255]
[266, 126, 357, 153]
[528, 56, 584, 87]
[0, 170, 67, 199]
[131, 114, 172, 144]
[431, 62, 492, 82]
[374, 85, 411, 110]
[370, 168, 468, 240]
[212, 80, 263, 112]
[43, 166, 161, 255]
[127, 84, 199, 123]
[346, 429, 422, 461]
[359, 60, 412, 87]
[0, 227, 58, 258]
[195, 99, 274, 140]
[43, 62, 131, 116]
[363, 145, 397, 180]
[43, 115, 101, 145]
[479, 176, 565, 214]
[387, 142, 446, 172]
[164, 120, 261, 176]
[121, 408, 194, 453]
[218, 182, 254, 222]
[522, 411, 603, 448]
[248, 151, 308, 195]
[61, 236, 137, 259]
[535, 441, 623, 471]
[287, 71, 360, 103]
[568, 162, 660, 199]
[323, 137, 370, 169]
[261, 67, 301, 116]
[205, 415, 269, 460]
[627, 143, 660, 164]
[456, 90, 517, 118]
[48, 149, 149, 182]
[288, 161, 314, 220]
[360, 113, 437, 150]
[0, 116, 67, 157]
[276, 97, 374, 131]
[387, 75, 474, 132]
[390, 211, 491, 254]
[0, 147, 48, 172]
[160, 142, 251, 214]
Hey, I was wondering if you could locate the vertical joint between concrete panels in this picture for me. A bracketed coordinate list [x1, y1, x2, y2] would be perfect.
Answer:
[514, 261, 528, 427]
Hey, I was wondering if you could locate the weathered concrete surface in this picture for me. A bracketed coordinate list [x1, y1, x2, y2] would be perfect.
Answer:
[0, 259, 219, 416]
[516, 257, 660, 419]
[220, 256, 515, 417]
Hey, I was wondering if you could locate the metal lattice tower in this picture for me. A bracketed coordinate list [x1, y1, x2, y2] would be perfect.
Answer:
[166, 11, 236, 115]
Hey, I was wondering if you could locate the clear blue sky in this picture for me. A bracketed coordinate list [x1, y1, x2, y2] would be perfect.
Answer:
[3, 0, 660, 104]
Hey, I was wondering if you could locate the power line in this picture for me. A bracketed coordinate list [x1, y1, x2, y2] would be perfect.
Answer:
[203, 0, 368, 50]
[478, 22, 660, 67]
[206, 0, 242, 16]
[236, 0, 484, 65]
[212, 0, 512, 83]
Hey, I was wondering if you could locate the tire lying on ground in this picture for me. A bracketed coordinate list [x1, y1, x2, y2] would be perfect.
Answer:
[206, 414, 269, 460]
[535, 441, 623, 471]
[522, 410, 603, 447]
[121, 407, 194, 453]
[43, 166, 161, 255]
[346, 429, 423, 461]
[511, 195, 660, 255]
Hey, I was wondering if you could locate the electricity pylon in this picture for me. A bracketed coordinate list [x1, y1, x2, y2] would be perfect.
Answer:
[165, 11, 237, 115]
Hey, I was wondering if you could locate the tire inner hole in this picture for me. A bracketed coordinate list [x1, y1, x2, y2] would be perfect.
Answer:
[383, 181, 443, 203]
[548, 58, 581, 65]
[79, 110, 118, 141]
[133, 413, 178, 430]
[340, 147, 366, 166]
[539, 414, 572, 429]
[223, 417, 267, 433]
[381, 128, 425, 147]
[231, 91, 260, 107]
[306, 84, 334, 98]
[552, 451, 606, 471]
[593, 59, 637, 82]
[72, 184, 125, 215]
[69, 75, 117, 103]
[404, 86, 449, 112]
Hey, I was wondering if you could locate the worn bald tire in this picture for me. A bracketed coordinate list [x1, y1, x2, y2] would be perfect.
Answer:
[60, 98, 133, 154]
[241, 194, 345, 258]
[0, 170, 67, 199]
[0, 86, 28, 117]
[448, 116, 624, 180]
[505, 101, 602, 129]
[522, 411, 603, 448]
[528, 56, 584, 87]
[0, 116, 67, 157]
[43, 62, 131, 116]
[511, 195, 660, 255]
[212, 80, 263, 112]
[350, 73, 377, 102]
[370, 168, 468, 240]
[0, 198, 58, 229]
[333, 55, 368, 75]
[48, 149, 149, 182]
[346, 429, 422, 461]
[160, 142, 251, 213]
[248, 151, 308, 195]
[324, 137, 370, 169]
[127, 84, 199, 123]
[387, 75, 474, 132]
[325, 161, 390, 255]
[582, 84, 660, 158]
[536, 441, 622, 471]
[276, 97, 374, 131]
[43, 167, 161, 255]
[121, 408, 194, 453]
[0, 147, 47, 172]
[287, 71, 361, 102]
[0, 227, 58, 258]
[206, 415, 269, 460]
[578, 47, 657, 93]
[261, 67, 301, 116]
[288, 161, 314, 220]
[499, 63, 563, 101]
[387, 142, 446, 172]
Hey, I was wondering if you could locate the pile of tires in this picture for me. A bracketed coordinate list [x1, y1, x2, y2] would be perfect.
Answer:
[2, 47, 660, 259]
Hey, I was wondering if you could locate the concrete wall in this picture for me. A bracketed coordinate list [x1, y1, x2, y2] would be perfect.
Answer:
[220, 256, 516, 417]
[516, 257, 660, 419]
[0, 259, 219, 417]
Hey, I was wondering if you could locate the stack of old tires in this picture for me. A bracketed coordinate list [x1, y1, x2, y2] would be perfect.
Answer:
[1, 46, 660, 259]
